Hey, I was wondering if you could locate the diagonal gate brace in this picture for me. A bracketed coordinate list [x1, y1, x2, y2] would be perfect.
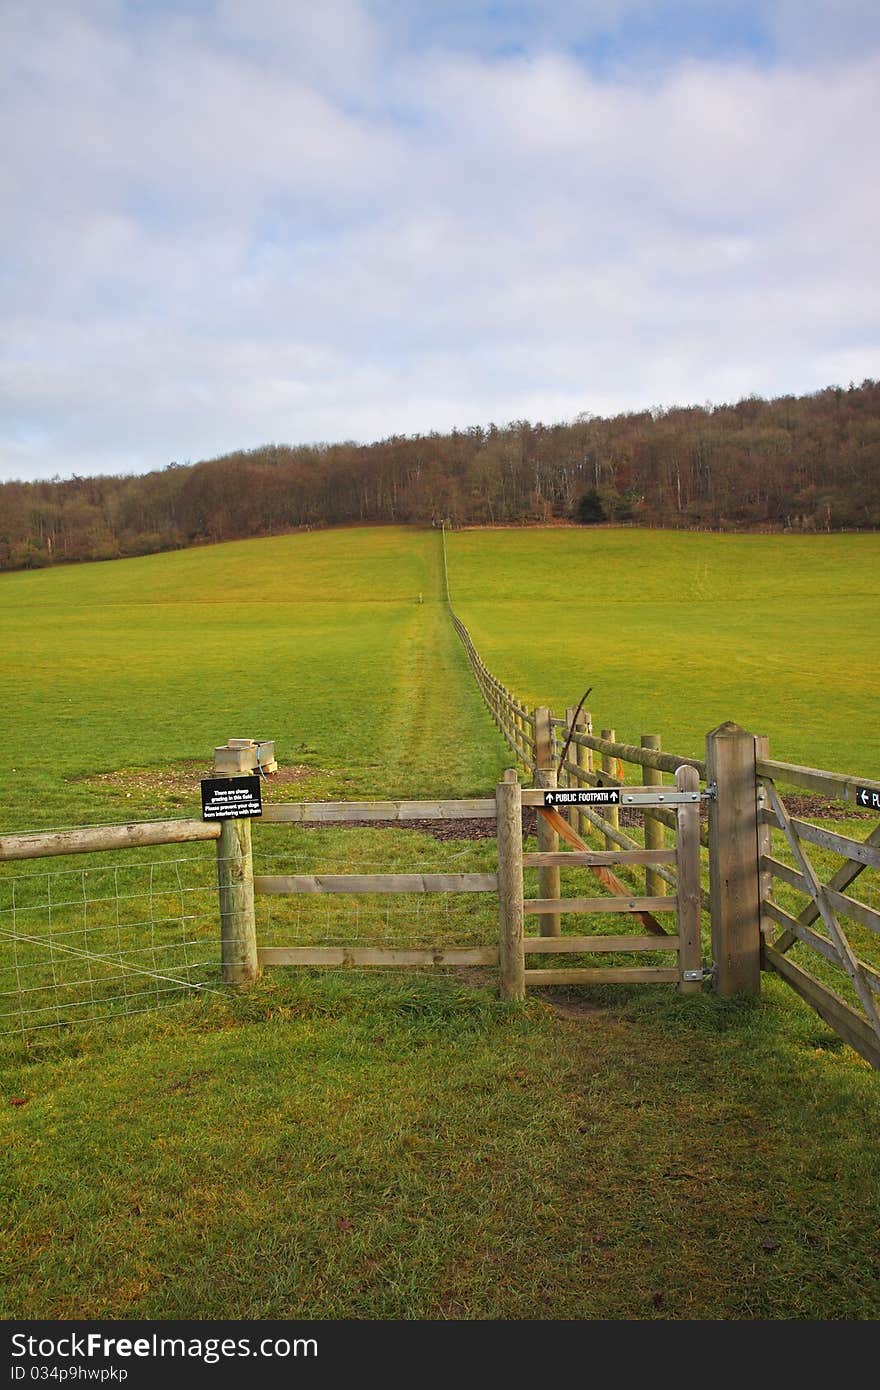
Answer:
[538, 806, 669, 936]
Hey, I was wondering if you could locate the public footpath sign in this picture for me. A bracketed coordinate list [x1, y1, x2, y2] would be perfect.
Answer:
[543, 788, 620, 808]
[201, 776, 263, 820]
[856, 786, 880, 811]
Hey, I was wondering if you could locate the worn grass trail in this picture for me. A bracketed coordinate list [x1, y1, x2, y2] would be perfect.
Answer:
[372, 550, 508, 798]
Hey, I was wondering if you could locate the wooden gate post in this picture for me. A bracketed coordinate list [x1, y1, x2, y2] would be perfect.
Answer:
[706, 722, 761, 996]
[576, 709, 594, 843]
[213, 744, 260, 985]
[675, 765, 702, 994]
[754, 733, 773, 953]
[496, 769, 525, 1000]
[533, 707, 561, 937]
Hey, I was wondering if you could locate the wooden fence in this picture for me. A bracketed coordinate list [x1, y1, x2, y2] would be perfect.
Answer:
[0, 753, 707, 1026]
[444, 537, 880, 1067]
[2, 726, 878, 1064]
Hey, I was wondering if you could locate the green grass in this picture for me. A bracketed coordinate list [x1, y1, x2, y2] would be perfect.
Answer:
[0, 528, 509, 833]
[1, 524, 879, 1320]
[447, 527, 880, 778]
[2, 972, 878, 1319]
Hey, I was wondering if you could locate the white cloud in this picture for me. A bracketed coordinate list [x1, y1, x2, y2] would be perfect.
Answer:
[1, 1, 879, 480]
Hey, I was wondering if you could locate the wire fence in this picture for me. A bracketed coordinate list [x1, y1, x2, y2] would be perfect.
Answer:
[253, 829, 501, 951]
[0, 849, 221, 1046]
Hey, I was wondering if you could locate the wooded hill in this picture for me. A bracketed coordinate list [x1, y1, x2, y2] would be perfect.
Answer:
[2, 379, 878, 569]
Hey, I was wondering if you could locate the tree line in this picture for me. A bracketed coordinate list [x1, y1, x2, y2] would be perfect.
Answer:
[1, 379, 878, 570]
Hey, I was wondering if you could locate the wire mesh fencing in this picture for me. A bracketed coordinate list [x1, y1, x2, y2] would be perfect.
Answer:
[253, 826, 501, 952]
[0, 848, 222, 1047]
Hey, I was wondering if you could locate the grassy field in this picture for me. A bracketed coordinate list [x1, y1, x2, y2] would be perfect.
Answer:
[1, 524, 879, 1321]
[447, 526, 880, 779]
[0, 527, 508, 834]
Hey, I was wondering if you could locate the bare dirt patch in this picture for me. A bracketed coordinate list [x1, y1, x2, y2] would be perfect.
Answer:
[544, 993, 611, 1021]
[77, 760, 316, 798]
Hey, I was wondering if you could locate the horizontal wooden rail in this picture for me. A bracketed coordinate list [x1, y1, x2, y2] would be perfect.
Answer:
[258, 946, 499, 967]
[789, 820, 880, 867]
[758, 761, 880, 804]
[0, 819, 220, 863]
[567, 732, 706, 778]
[557, 756, 621, 789]
[260, 799, 497, 824]
[254, 872, 498, 895]
[523, 895, 676, 915]
[762, 854, 809, 894]
[522, 849, 677, 867]
[524, 967, 680, 986]
[763, 945, 880, 1069]
[523, 935, 680, 953]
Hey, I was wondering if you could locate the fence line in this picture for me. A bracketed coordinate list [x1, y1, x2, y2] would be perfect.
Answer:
[441, 522, 708, 915]
[441, 522, 880, 1065]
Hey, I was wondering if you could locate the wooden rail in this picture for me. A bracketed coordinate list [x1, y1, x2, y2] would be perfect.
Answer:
[255, 872, 498, 895]
[0, 818, 220, 862]
[261, 799, 496, 823]
[756, 758, 880, 806]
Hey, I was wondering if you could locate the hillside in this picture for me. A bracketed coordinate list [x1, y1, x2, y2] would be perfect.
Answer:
[2, 379, 878, 571]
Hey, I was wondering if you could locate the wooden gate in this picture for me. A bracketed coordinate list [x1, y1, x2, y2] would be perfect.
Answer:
[755, 758, 880, 1069]
[497, 770, 705, 997]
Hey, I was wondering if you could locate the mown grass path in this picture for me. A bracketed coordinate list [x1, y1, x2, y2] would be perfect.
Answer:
[372, 545, 509, 798]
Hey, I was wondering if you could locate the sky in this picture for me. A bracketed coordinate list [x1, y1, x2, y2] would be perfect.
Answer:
[2, 1, 878, 482]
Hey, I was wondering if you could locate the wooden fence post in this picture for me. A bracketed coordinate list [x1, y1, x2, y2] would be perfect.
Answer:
[214, 745, 260, 985]
[642, 734, 665, 899]
[706, 722, 761, 996]
[577, 709, 593, 842]
[497, 769, 525, 1000]
[565, 707, 579, 834]
[533, 707, 561, 937]
[675, 765, 702, 994]
[601, 728, 619, 851]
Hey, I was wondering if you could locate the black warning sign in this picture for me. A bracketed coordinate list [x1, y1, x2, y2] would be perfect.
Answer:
[201, 776, 263, 820]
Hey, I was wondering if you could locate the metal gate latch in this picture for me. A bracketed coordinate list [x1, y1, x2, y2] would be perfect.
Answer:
[681, 970, 703, 982]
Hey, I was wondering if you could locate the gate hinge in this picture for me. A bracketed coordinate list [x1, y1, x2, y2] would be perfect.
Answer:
[681, 969, 703, 983]
[703, 782, 717, 801]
